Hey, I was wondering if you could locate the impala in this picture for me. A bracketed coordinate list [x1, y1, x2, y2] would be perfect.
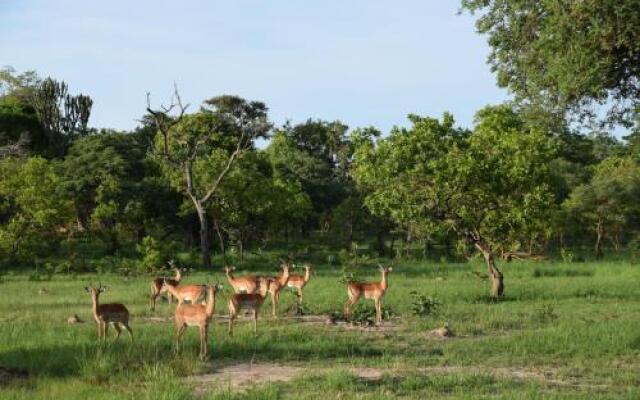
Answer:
[344, 265, 393, 325]
[268, 263, 292, 318]
[162, 280, 206, 306]
[85, 283, 133, 343]
[174, 283, 222, 360]
[224, 265, 259, 293]
[150, 264, 185, 311]
[228, 278, 272, 336]
[285, 264, 313, 306]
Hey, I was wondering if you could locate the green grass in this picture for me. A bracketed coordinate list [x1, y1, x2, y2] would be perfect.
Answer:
[0, 259, 639, 399]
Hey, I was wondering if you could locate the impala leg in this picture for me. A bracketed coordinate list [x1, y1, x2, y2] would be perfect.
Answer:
[175, 324, 186, 353]
[200, 326, 208, 360]
[253, 309, 258, 335]
[122, 321, 133, 342]
[228, 313, 235, 337]
[375, 299, 382, 325]
[113, 323, 122, 341]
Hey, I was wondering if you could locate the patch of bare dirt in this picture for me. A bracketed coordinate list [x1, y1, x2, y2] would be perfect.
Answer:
[0, 366, 29, 386]
[185, 363, 303, 395]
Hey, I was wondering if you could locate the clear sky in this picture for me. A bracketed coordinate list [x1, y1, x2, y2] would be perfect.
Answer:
[1, 1, 508, 134]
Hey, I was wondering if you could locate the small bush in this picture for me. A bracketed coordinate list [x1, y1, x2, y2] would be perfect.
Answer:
[409, 291, 441, 317]
[349, 302, 395, 325]
[533, 302, 558, 323]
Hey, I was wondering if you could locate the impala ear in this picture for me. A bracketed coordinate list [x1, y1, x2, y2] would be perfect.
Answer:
[216, 284, 224, 290]
[388, 267, 393, 272]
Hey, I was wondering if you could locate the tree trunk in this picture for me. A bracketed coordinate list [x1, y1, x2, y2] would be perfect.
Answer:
[594, 219, 604, 259]
[212, 214, 226, 261]
[473, 240, 504, 298]
[195, 205, 211, 269]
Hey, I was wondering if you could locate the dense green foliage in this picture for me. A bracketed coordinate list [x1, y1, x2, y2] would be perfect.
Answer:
[461, 0, 640, 125]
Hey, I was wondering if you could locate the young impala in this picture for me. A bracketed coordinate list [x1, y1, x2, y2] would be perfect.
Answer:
[224, 265, 259, 293]
[344, 265, 393, 325]
[174, 283, 222, 360]
[150, 264, 185, 311]
[85, 283, 133, 343]
[228, 278, 272, 336]
[162, 280, 206, 306]
[285, 264, 313, 306]
[268, 263, 292, 317]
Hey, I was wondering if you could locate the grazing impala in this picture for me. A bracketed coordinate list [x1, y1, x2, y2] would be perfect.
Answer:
[268, 263, 292, 317]
[344, 265, 393, 325]
[174, 284, 222, 360]
[150, 264, 185, 311]
[224, 265, 259, 293]
[285, 264, 313, 306]
[162, 280, 206, 306]
[228, 278, 272, 336]
[85, 283, 133, 343]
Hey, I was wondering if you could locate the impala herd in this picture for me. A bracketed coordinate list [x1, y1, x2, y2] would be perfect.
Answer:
[84, 262, 392, 360]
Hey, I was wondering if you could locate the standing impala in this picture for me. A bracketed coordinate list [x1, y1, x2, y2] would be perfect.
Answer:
[150, 265, 185, 311]
[224, 265, 259, 293]
[228, 278, 272, 336]
[285, 264, 313, 306]
[85, 283, 133, 343]
[344, 265, 393, 325]
[268, 263, 292, 317]
[174, 283, 222, 360]
[162, 280, 206, 306]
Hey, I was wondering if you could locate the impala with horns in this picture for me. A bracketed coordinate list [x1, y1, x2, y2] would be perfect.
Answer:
[174, 283, 223, 360]
[344, 265, 393, 325]
[85, 283, 133, 343]
[150, 261, 186, 311]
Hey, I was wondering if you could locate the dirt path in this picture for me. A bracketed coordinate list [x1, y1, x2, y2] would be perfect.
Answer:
[184, 362, 609, 395]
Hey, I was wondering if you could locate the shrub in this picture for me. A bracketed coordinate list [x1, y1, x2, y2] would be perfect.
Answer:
[409, 291, 441, 317]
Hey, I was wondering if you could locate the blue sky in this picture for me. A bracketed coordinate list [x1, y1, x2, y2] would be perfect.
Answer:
[1, 1, 508, 134]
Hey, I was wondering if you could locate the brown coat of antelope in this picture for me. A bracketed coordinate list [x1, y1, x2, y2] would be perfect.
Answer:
[174, 284, 222, 360]
[228, 278, 272, 336]
[267, 263, 292, 318]
[344, 265, 393, 325]
[150, 266, 185, 311]
[162, 281, 206, 306]
[285, 264, 313, 305]
[224, 265, 259, 293]
[85, 283, 133, 343]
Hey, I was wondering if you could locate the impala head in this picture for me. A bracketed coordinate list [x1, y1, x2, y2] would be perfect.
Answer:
[280, 263, 292, 276]
[224, 265, 236, 274]
[303, 264, 314, 274]
[207, 283, 224, 296]
[84, 283, 107, 299]
[378, 265, 393, 275]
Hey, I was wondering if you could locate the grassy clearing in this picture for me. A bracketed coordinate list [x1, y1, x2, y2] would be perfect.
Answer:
[0, 259, 639, 399]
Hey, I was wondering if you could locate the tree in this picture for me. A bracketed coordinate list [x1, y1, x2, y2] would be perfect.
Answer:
[31, 78, 93, 157]
[61, 132, 164, 252]
[146, 90, 270, 268]
[461, 0, 640, 126]
[352, 106, 557, 297]
[266, 121, 351, 233]
[0, 157, 72, 262]
[564, 156, 640, 258]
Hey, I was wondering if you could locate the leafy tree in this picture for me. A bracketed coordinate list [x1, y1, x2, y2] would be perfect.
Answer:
[461, 0, 640, 125]
[564, 156, 640, 257]
[147, 90, 270, 268]
[31, 78, 93, 157]
[352, 106, 557, 297]
[0, 157, 72, 262]
[266, 121, 351, 233]
[62, 132, 156, 252]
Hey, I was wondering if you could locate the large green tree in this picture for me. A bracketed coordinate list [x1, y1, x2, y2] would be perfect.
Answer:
[147, 90, 270, 268]
[462, 0, 640, 125]
[352, 105, 557, 297]
[0, 157, 72, 262]
[564, 156, 640, 257]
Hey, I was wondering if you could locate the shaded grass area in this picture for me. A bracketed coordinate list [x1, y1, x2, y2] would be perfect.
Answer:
[0, 259, 639, 398]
